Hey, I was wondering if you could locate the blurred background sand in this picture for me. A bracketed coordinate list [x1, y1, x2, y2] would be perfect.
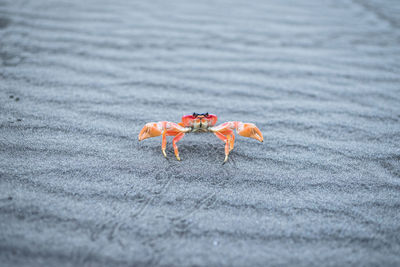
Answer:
[1, 0, 400, 266]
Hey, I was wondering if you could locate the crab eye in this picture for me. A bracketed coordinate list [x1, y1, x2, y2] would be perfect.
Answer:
[192, 112, 198, 117]
[205, 112, 209, 117]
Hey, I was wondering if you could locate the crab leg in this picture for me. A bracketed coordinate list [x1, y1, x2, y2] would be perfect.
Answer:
[162, 130, 167, 157]
[172, 132, 185, 161]
[138, 121, 190, 159]
[214, 131, 232, 163]
[227, 134, 235, 151]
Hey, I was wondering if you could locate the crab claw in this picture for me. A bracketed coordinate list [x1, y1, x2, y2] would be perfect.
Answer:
[237, 123, 263, 142]
[138, 122, 162, 141]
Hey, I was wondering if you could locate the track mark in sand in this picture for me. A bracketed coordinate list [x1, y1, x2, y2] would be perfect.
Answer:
[105, 220, 126, 248]
[351, 0, 400, 28]
[136, 165, 226, 263]
[103, 167, 174, 248]
[89, 223, 107, 242]
[170, 159, 238, 225]
[88, 208, 128, 249]
[130, 171, 173, 219]
[146, 193, 217, 263]
[170, 162, 236, 222]
[171, 192, 217, 222]
[70, 247, 96, 267]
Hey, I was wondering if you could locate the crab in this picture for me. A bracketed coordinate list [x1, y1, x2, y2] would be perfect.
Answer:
[138, 113, 263, 163]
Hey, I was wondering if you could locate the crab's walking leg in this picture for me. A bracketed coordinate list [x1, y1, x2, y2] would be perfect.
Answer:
[227, 134, 235, 151]
[172, 132, 185, 161]
[162, 131, 167, 157]
[214, 131, 232, 163]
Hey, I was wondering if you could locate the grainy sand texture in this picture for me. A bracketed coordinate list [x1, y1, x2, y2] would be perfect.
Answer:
[1, 0, 400, 266]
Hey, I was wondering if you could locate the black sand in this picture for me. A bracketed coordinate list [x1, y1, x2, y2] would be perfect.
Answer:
[1, 0, 400, 266]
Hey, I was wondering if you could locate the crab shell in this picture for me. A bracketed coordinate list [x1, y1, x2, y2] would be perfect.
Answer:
[181, 113, 218, 132]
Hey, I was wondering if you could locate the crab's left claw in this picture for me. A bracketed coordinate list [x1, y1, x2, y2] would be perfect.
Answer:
[138, 122, 162, 141]
[210, 121, 263, 164]
[237, 123, 263, 143]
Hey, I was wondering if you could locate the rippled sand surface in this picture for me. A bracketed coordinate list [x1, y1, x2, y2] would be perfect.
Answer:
[1, 0, 400, 266]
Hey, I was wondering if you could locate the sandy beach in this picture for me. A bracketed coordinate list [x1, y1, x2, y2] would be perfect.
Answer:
[1, 0, 400, 266]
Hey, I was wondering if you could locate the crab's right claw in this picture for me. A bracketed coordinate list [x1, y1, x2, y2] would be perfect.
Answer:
[138, 122, 162, 141]
[237, 123, 263, 142]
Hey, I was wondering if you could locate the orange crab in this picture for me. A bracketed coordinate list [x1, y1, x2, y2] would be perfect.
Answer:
[138, 113, 263, 163]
